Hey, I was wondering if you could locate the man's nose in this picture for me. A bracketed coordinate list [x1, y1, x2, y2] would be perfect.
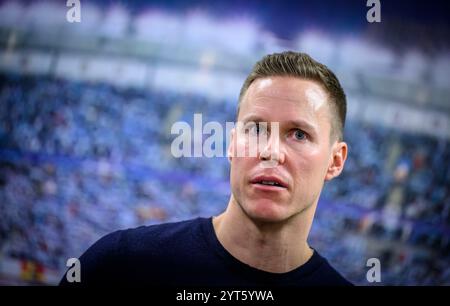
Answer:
[259, 132, 285, 165]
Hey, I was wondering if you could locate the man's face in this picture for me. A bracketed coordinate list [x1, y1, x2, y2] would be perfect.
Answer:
[228, 76, 346, 223]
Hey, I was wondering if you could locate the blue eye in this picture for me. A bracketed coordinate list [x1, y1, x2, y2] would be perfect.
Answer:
[254, 123, 261, 134]
[246, 123, 258, 135]
[247, 123, 266, 135]
[294, 129, 306, 140]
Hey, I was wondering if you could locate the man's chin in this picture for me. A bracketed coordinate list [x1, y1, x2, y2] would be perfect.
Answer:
[244, 201, 290, 224]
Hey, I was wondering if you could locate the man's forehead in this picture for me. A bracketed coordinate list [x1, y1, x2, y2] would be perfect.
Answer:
[246, 76, 327, 101]
[240, 76, 330, 118]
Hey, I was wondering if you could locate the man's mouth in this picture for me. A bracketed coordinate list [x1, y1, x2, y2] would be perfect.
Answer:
[255, 180, 284, 187]
[250, 175, 288, 189]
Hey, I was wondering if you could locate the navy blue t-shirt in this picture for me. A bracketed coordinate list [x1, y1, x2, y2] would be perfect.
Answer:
[60, 217, 352, 286]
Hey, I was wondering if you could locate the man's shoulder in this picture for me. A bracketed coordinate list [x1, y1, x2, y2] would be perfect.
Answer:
[124, 217, 206, 239]
[74, 217, 206, 260]
[310, 251, 353, 286]
[108, 217, 207, 251]
[60, 217, 208, 285]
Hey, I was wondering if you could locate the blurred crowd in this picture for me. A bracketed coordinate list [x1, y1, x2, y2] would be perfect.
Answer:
[0, 73, 449, 285]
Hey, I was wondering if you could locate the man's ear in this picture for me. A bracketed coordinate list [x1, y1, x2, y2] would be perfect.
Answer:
[325, 141, 348, 181]
[227, 128, 236, 163]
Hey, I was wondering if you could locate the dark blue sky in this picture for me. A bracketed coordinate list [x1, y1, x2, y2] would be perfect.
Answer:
[96, 0, 450, 41]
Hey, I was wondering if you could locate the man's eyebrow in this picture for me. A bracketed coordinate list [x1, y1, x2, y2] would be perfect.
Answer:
[240, 115, 318, 134]
[285, 119, 318, 134]
[239, 115, 266, 123]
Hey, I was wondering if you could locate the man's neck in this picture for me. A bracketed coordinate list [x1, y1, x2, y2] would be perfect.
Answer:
[212, 197, 316, 273]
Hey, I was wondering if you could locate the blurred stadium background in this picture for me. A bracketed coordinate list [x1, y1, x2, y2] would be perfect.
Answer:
[0, 0, 449, 285]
